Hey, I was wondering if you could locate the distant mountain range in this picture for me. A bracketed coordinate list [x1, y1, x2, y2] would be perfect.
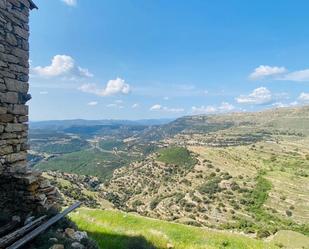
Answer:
[29, 118, 174, 130]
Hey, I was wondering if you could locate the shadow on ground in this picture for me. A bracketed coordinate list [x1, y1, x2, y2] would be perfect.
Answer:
[89, 231, 162, 249]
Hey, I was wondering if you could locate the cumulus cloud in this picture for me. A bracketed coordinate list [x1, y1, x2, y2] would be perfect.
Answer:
[31, 55, 92, 79]
[62, 0, 77, 6]
[249, 65, 287, 80]
[298, 92, 309, 103]
[132, 103, 139, 108]
[87, 101, 98, 106]
[236, 87, 272, 105]
[79, 78, 130, 97]
[150, 104, 184, 113]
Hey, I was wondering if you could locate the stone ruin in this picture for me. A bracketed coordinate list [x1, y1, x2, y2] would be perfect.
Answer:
[0, 0, 59, 218]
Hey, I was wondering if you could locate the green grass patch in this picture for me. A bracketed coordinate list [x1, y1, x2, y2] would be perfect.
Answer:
[157, 147, 196, 169]
[70, 208, 277, 249]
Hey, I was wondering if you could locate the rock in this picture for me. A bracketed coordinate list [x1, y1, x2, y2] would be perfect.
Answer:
[73, 231, 88, 242]
[65, 227, 75, 239]
[49, 245, 64, 249]
[71, 242, 85, 249]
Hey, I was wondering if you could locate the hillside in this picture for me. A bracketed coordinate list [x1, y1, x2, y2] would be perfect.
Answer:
[69, 208, 281, 249]
[29, 106, 309, 248]
[101, 106, 309, 240]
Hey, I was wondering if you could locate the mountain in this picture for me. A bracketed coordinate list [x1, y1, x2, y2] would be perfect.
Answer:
[29, 118, 173, 130]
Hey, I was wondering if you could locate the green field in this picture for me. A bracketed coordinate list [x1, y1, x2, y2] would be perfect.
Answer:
[69, 208, 277, 249]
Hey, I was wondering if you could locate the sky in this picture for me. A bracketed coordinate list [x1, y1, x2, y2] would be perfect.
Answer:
[29, 0, 309, 121]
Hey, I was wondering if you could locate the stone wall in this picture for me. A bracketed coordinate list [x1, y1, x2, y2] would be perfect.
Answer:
[0, 0, 59, 217]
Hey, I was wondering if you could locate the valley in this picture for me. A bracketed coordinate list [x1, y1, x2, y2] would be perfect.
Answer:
[29, 106, 309, 249]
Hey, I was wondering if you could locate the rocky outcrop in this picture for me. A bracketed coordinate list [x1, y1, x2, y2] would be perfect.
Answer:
[0, 0, 59, 217]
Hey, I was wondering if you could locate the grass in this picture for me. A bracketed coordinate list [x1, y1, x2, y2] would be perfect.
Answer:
[157, 147, 196, 169]
[271, 230, 309, 249]
[69, 208, 277, 249]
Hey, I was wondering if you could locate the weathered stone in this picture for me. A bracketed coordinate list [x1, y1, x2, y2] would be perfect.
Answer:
[19, 116, 27, 123]
[0, 145, 13, 156]
[0, 114, 14, 122]
[0, 91, 19, 104]
[5, 78, 29, 93]
[0, 0, 6, 10]
[71, 242, 85, 249]
[14, 25, 29, 39]
[6, 32, 17, 46]
[7, 104, 28, 115]
[11, 47, 28, 60]
[5, 151, 27, 162]
[0, 83, 6, 91]
[73, 231, 88, 242]
[5, 123, 25, 132]
[0, 106, 7, 114]
[65, 228, 75, 239]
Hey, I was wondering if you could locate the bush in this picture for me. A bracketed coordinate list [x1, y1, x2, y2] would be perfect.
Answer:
[198, 177, 221, 195]
[257, 229, 271, 238]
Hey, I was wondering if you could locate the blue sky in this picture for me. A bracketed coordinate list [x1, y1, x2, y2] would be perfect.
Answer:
[29, 0, 309, 120]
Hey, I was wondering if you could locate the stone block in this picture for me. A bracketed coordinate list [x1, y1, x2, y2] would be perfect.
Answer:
[5, 123, 25, 132]
[7, 104, 28, 115]
[6, 151, 27, 162]
[0, 113, 14, 122]
[6, 32, 18, 46]
[0, 145, 13, 155]
[0, 106, 7, 114]
[0, 91, 19, 104]
[14, 25, 29, 39]
[5, 78, 29, 93]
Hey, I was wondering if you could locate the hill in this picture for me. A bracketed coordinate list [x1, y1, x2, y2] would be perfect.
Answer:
[101, 106, 309, 239]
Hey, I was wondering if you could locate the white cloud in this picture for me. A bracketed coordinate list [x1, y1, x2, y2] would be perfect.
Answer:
[249, 65, 287, 80]
[31, 55, 92, 79]
[78, 67, 94, 78]
[132, 103, 139, 108]
[87, 101, 98, 106]
[150, 104, 162, 111]
[79, 78, 130, 97]
[283, 69, 309, 82]
[62, 0, 76, 6]
[236, 87, 272, 105]
[298, 92, 309, 102]
[150, 104, 184, 113]
[39, 91, 48, 95]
